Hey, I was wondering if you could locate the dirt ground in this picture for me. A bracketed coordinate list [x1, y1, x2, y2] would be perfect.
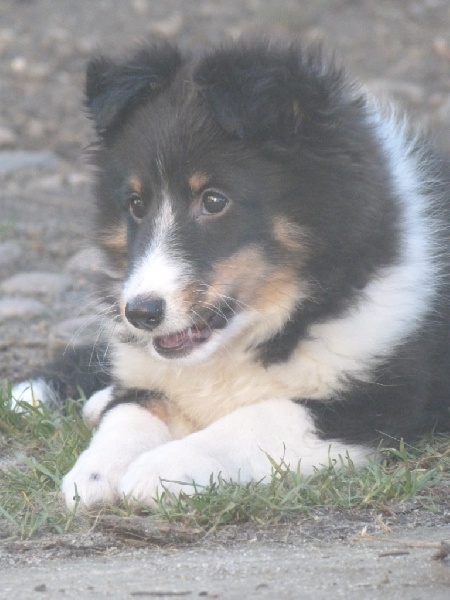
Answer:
[1, 0, 450, 597]
[1, 527, 450, 600]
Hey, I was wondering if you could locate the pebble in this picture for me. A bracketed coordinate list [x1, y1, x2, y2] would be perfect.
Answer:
[150, 13, 183, 37]
[10, 56, 27, 74]
[0, 241, 23, 269]
[0, 151, 59, 175]
[65, 247, 105, 276]
[0, 271, 73, 297]
[433, 37, 450, 61]
[27, 120, 47, 139]
[29, 173, 64, 192]
[0, 126, 17, 148]
[437, 96, 450, 123]
[0, 297, 48, 321]
[67, 171, 91, 186]
[0, 28, 14, 53]
[132, 0, 149, 15]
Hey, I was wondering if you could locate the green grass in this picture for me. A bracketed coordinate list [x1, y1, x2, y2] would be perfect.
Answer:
[0, 388, 91, 538]
[151, 439, 450, 529]
[1, 387, 449, 539]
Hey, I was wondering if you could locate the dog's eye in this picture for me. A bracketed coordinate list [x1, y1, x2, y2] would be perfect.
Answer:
[127, 194, 146, 222]
[201, 191, 229, 215]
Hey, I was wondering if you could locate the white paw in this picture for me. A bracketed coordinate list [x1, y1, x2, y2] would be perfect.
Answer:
[61, 402, 172, 509]
[61, 446, 125, 509]
[119, 439, 234, 505]
[82, 385, 114, 427]
[10, 379, 56, 411]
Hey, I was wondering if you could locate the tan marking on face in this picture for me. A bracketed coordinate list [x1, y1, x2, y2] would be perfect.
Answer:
[129, 175, 143, 196]
[208, 246, 266, 300]
[189, 172, 209, 194]
[100, 224, 127, 253]
[175, 281, 205, 313]
[272, 216, 308, 253]
[100, 223, 128, 272]
[251, 267, 301, 315]
[207, 246, 302, 317]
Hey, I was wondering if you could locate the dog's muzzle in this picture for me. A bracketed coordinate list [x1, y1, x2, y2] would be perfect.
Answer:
[125, 295, 235, 358]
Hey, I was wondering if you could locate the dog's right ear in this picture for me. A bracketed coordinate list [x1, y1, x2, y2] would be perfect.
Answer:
[194, 41, 350, 148]
[86, 41, 183, 137]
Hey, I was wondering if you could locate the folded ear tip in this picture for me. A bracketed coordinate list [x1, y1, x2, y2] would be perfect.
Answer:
[84, 42, 183, 137]
[194, 40, 349, 146]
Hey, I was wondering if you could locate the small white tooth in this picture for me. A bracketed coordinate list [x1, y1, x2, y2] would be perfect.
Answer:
[187, 327, 193, 339]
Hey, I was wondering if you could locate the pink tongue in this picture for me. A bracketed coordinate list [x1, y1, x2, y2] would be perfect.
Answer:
[158, 330, 190, 349]
[156, 327, 211, 349]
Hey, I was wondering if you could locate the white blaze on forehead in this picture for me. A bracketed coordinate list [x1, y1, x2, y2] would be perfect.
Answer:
[149, 193, 176, 252]
[123, 195, 190, 304]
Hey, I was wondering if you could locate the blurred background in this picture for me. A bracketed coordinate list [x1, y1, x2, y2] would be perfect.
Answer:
[1, 0, 449, 382]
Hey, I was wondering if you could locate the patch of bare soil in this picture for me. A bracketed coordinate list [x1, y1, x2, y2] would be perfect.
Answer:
[1, 518, 450, 599]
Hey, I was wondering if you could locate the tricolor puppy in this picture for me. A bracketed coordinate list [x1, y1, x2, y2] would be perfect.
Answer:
[15, 39, 450, 508]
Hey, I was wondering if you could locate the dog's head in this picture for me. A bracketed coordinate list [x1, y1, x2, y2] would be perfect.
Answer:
[87, 39, 397, 364]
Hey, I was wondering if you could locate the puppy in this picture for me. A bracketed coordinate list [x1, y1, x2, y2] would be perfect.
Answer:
[14, 39, 450, 508]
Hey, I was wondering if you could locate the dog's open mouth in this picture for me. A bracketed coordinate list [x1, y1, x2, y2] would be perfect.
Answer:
[153, 309, 232, 358]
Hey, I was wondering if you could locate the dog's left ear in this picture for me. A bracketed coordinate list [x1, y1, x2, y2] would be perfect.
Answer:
[194, 41, 345, 146]
[86, 41, 183, 137]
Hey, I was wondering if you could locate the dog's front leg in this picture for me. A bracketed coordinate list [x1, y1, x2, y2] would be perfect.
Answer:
[62, 393, 172, 509]
[119, 399, 370, 505]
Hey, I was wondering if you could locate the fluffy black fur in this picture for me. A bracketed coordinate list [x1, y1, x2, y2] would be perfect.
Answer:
[18, 39, 450, 451]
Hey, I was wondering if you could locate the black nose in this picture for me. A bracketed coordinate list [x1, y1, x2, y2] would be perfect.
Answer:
[125, 296, 166, 331]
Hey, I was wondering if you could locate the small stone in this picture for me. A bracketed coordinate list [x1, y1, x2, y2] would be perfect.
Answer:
[0, 297, 48, 321]
[27, 120, 46, 139]
[132, 0, 149, 15]
[48, 27, 69, 42]
[0, 126, 17, 148]
[30, 173, 64, 192]
[28, 63, 51, 80]
[75, 38, 96, 56]
[65, 247, 105, 276]
[0, 28, 14, 53]
[433, 37, 450, 61]
[437, 97, 450, 123]
[150, 13, 183, 37]
[67, 171, 91, 186]
[0, 271, 73, 297]
[0, 151, 59, 175]
[10, 56, 27, 74]
[0, 241, 23, 268]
